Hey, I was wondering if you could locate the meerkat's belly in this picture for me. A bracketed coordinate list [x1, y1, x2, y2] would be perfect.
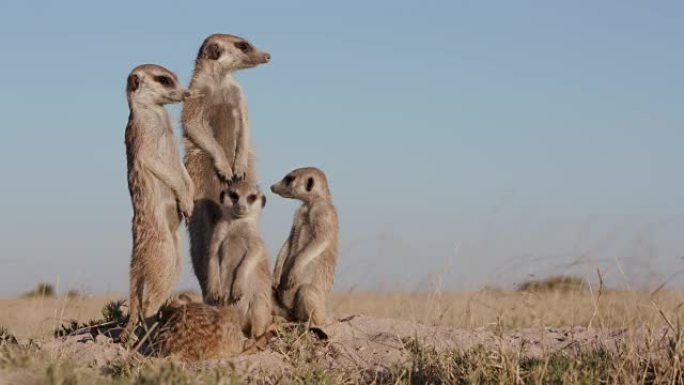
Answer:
[148, 168, 181, 232]
[219, 235, 248, 287]
[209, 105, 240, 164]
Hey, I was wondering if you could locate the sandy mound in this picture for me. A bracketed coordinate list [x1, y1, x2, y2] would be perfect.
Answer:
[37, 314, 668, 377]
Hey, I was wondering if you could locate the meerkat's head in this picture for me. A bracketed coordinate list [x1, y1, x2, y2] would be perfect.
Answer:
[270, 167, 331, 202]
[195, 34, 270, 74]
[219, 181, 266, 220]
[126, 64, 189, 106]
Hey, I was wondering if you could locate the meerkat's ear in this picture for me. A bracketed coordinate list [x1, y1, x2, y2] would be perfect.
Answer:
[127, 74, 140, 92]
[219, 190, 226, 204]
[306, 177, 315, 192]
[203, 43, 221, 60]
[261, 195, 267, 208]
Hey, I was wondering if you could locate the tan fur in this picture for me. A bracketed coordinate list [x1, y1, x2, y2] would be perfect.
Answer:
[151, 302, 274, 362]
[204, 181, 272, 338]
[124, 64, 194, 333]
[271, 167, 339, 327]
[182, 34, 270, 300]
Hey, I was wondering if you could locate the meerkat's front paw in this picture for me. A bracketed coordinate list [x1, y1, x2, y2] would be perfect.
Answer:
[179, 197, 194, 220]
[214, 161, 234, 182]
[233, 161, 248, 181]
[228, 173, 246, 185]
[204, 292, 221, 305]
[229, 282, 243, 303]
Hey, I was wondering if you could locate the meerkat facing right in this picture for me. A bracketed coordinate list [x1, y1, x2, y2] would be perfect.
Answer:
[124, 64, 194, 334]
[182, 34, 270, 301]
[271, 167, 339, 328]
[205, 180, 272, 338]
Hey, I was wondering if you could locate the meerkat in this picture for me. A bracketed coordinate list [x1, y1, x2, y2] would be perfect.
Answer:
[124, 64, 194, 334]
[204, 180, 272, 338]
[270, 167, 339, 329]
[181, 34, 270, 300]
[149, 301, 275, 362]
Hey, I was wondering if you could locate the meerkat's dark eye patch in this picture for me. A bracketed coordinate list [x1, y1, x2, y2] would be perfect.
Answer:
[247, 194, 257, 204]
[228, 191, 240, 201]
[284, 175, 295, 186]
[306, 177, 315, 192]
[234, 41, 252, 53]
[155, 75, 174, 88]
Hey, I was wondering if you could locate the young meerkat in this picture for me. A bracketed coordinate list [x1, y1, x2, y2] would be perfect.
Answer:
[149, 301, 274, 362]
[124, 64, 194, 333]
[205, 180, 272, 338]
[271, 167, 339, 329]
[182, 33, 270, 300]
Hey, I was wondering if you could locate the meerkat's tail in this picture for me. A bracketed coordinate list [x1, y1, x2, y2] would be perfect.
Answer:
[127, 274, 145, 327]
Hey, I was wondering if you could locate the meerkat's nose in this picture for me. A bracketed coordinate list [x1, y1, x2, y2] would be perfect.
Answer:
[183, 90, 192, 98]
[263, 53, 271, 63]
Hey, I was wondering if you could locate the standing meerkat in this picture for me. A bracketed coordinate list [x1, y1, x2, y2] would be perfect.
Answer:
[182, 33, 270, 299]
[124, 64, 194, 333]
[149, 301, 274, 362]
[271, 167, 339, 329]
[205, 180, 272, 338]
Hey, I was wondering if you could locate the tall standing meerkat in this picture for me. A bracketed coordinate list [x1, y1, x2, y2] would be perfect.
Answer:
[124, 64, 194, 332]
[271, 167, 339, 328]
[182, 33, 270, 299]
[149, 301, 274, 362]
[205, 180, 272, 338]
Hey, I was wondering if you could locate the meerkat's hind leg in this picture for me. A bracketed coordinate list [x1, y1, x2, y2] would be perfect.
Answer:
[143, 238, 178, 319]
[296, 286, 336, 341]
[188, 199, 218, 298]
[122, 273, 146, 343]
[247, 297, 272, 338]
[295, 285, 329, 328]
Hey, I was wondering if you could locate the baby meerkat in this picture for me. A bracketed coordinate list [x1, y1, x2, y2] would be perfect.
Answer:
[124, 64, 194, 334]
[271, 167, 339, 329]
[150, 301, 274, 362]
[205, 180, 272, 338]
[182, 33, 270, 300]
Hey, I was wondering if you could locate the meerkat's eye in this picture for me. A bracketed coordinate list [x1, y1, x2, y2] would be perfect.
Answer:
[155, 75, 173, 88]
[228, 191, 239, 201]
[234, 41, 252, 53]
[247, 194, 257, 204]
[284, 175, 295, 186]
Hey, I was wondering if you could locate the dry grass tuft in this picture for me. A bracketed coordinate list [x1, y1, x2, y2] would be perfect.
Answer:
[517, 275, 588, 293]
[21, 283, 56, 298]
[1, 289, 684, 383]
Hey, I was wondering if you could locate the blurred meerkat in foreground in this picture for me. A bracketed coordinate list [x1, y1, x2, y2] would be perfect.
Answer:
[124, 64, 194, 334]
[204, 180, 272, 338]
[271, 167, 339, 329]
[182, 34, 270, 300]
[150, 301, 274, 362]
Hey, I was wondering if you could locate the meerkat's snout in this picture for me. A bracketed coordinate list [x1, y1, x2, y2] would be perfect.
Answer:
[270, 174, 294, 197]
[261, 52, 271, 63]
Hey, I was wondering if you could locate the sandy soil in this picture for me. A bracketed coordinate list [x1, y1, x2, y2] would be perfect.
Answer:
[33, 314, 668, 377]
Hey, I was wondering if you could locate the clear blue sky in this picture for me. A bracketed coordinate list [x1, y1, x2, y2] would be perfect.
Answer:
[0, 1, 682, 294]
